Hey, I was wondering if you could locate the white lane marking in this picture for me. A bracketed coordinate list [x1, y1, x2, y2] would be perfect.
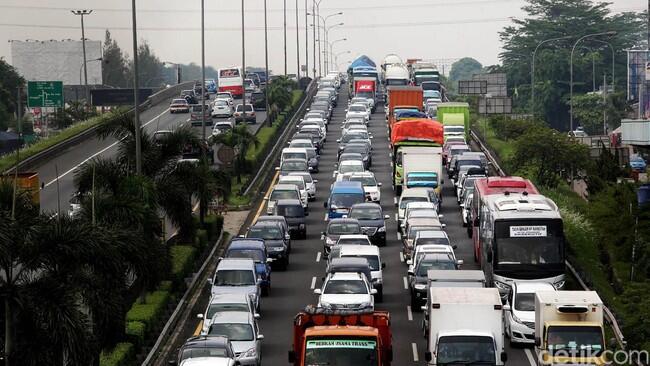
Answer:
[310, 276, 317, 289]
[412, 343, 419, 362]
[399, 251, 404, 263]
[44, 108, 171, 188]
[316, 252, 321, 263]
[524, 348, 537, 366]
[323, 213, 328, 222]
[393, 197, 397, 205]
[403, 276, 408, 290]
[394, 213, 398, 221]
[407, 305, 413, 321]
[397, 232, 401, 241]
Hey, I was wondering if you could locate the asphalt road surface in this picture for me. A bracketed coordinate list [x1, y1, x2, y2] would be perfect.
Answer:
[35, 95, 266, 213]
[173, 86, 535, 365]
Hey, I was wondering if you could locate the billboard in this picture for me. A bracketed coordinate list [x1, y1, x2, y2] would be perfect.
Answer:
[458, 80, 488, 95]
[10, 40, 103, 85]
[478, 96, 512, 114]
[472, 72, 508, 97]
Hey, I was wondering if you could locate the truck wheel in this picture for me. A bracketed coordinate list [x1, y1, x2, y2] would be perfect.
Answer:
[466, 227, 472, 238]
[410, 294, 419, 309]
[395, 186, 402, 196]
[376, 289, 383, 303]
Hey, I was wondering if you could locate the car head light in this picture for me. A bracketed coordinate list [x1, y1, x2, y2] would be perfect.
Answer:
[553, 280, 565, 289]
[359, 302, 372, 309]
[494, 280, 511, 291]
[377, 226, 386, 232]
[326, 237, 335, 245]
[242, 347, 257, 358]
[414, 283, 427, 290]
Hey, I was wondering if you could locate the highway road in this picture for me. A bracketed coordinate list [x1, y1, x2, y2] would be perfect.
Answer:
[34, 95, 266, 213]
[173, 85, 536, 365]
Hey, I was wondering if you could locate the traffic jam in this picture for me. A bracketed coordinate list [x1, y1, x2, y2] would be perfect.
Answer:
[173, 55, 608, 366]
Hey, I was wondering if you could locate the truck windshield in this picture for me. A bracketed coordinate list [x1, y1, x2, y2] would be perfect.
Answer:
[547, 325, 604, 355]
[331, 193, 365, 208]
[437, 335, 496, 364]
[305, 338, 377, 366]
[215, 270, 255, 286]
[494, 220, 565, 267]
[356, 91, 374, 99]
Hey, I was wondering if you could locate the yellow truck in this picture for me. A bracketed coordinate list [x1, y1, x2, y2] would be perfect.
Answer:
[535, 291, 608, 365]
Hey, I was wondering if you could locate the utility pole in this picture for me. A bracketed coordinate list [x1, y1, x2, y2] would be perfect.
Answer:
[305, 0, 309, 81]
[295, 0, 301, 82]
[241, 0, 247, 120]
[283, 0, 287, 75]
[130, 0, 142, 174]
[312, 1, 316, 79]
[201, 0, 206, 142]
[264, 0, 270, 126]
[71, 9, 92, 103]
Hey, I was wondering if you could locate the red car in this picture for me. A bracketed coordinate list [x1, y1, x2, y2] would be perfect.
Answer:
[170, 98, 190, 113]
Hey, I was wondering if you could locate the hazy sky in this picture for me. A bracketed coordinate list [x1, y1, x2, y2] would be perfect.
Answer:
[0, 0, 645, 77]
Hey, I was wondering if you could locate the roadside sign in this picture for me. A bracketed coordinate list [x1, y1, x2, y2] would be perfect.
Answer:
[27, 81, 63, 108]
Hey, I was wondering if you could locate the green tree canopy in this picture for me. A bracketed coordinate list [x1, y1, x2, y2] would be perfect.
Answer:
[102, 30, 129, 88]
[449, 57, 483, 86]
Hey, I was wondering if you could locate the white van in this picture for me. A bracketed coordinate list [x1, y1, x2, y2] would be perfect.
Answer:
[338, 245, 385, 301]
[278, 175, 308, 208]
[280, 148, 308, 165]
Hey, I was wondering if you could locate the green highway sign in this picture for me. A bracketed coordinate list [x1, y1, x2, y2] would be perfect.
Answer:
[27, 81, 63, 108]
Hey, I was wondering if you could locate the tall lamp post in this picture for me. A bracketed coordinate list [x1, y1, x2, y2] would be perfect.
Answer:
[129, 0, 142, 174]
[531, 35, 572, 116]
[201, 0, 206, 142]
[71, 9, 92, 103]
[79, 57, 102, 101]
[329, 37, 346, 68]
[590, 39, 615, 92]
[570, 31, 617, 131]
[283, 0, 287, 75]
[264, 0, 270, 125]
[295, 0, 300, 81]
[304, 0, 309, 81]
[163, 61, 182, 84]
[334, 50, 350, 70]
[241, 0, 247, 120]
[308, 11, 342, 75]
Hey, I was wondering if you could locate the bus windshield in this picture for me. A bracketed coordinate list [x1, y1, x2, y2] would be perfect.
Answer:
[495, 220, 565, 266]
[304, 338, 378, 366]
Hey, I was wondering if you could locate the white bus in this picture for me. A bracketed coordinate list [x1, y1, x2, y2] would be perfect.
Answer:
[217, 67, 244, 98]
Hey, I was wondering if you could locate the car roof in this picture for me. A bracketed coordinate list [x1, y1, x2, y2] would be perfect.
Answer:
[328, 272, 366, 281]
[256, 215, 287, 222]
[351, 202, 381, 210]
[407, 217, 443, 226]
[283, 147, 308, 153]
[330, 257, 371, 267]
[216, 258, 255, 270]
[273, 184, 299, 190]
[416, 230, 449, 239]
[209, 311, 254, 325]
[400, 188, 431, 199]
[328, 218, 360, 225]
[282, 158, 308, 163]
[337, 234, 370, 240]
[182, 335, 231, 349]
[279, 175, 305, 182]
[340, 160, 363, 166]
[339, 245, 380, 256]
[332, 181, 363, 190]
[209, 292, 251, 304]
[275, 198, 302, 206]
[416, 244, 453, 253]
[250, 221, 282, 229]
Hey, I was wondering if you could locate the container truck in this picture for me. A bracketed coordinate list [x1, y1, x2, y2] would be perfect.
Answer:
[424, 287, 507, 366]
[390, 119, 444, 195]
[385, 86, 423, 131]
[289, 306, 393, 366]
[534, 291, 608, 365]
[436, 102, 470, 141]
[2, 172, 40, 207]
[402, 147, 444, 198]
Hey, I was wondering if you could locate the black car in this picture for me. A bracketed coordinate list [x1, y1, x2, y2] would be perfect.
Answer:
[273, 199, 307, 239]
[171, 335, 237, 365]
[326, 257, 372, 284]
[251, 91, 266, 110]
[340, 143, 372, 168]
[348, 203, 389, 246]
[292, 132, 322, 150]
[246, 222, 290, 269]
[320, 218, 362, 256]
[254, 215, 291, 252]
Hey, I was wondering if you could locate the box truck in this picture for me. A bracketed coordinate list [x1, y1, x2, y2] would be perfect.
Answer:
[402, 147, 443, 198]
[425, 287, 507, 365]
[437, 102, 470, 141]
[534, 291, 608, 365]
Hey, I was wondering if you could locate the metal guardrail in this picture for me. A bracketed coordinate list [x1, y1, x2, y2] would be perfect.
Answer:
[242, 80, 318, 196]
[470, 128, 635, 359]
[142, 230, 225, 366]
[3, 81, 195, 175]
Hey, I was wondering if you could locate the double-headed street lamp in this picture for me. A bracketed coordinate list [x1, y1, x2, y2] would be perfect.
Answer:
[308, 11, 342, 76]
[334, 50, 350, 71]
[324, 25, 344, 72]
[531, 35, 572, 115]
[570, 31, 617, 131]
[71, 9, 92, 102]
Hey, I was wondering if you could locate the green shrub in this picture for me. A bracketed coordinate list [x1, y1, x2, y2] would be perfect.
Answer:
[246, 125, 277, 164]
[158, 280, 173, 291]
[215, 215, 224, 236]
[125, 303, 157, 331]
[195, 229, 208, 251]
[170, 245, 197, 286]
[203, 215, 218, 240]
[125, 321, 146, 346]
[99, 342, 135, 366]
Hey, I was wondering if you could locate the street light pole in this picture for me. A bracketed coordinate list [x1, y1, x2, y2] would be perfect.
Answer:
[79, 58, 103, 93]
[163, 62, 182, 84]
[531, 35, 571, 116]
[329, 36, 346, 68]
[590, 39, 615, 92]
[295, 0, 301, 82]
[129, 0, 142, 174]
[71, 9, 92, 103]
[264, 0, 271, 126]
[305, 0, 309, 81]
[334, 50, 350, 71]
[241, 0, 247, 119]
[312, 1, 318, 79]
[570, 31, 617, 131]
[283, 0, 287, 75]
[201, 0, 206, 142]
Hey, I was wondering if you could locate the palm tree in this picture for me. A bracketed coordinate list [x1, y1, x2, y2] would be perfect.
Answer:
[211, 124, 259, 184]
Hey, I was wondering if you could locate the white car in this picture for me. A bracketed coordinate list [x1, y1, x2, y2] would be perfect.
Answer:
[197, 293, 258, 335]
[216, 92, 234, 106]
[334, 160, 365, 180]
[504, 281, 556, 345]
[211, 99, 233, 118]
[335, 234, 372, 246]
[278, 175, 308, 208]
[345, 103, 370, 122]
[342, 172, 381, 203]
[460, 192, 473, 228]
[264, 184, 301, 214]
[349, 97, 372, 114]
[212, 121, 233, 136]
[397, 188, 432, 230]
[314, 272, 376, 310]
[288, 172, 317, 201]
[338, 244, 385, 301]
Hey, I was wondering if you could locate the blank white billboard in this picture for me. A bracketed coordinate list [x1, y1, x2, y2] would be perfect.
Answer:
[10, 39, 103, 85]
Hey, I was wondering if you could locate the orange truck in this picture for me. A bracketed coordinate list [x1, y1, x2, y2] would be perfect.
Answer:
[2, 172, 40, 206]
[289, 307, 393, 366]
[385, 86, 423, 132]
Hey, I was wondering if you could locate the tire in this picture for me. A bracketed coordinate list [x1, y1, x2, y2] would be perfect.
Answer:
[262, 285, 269, 297]
[410, 294, 419, 309]
[376, 288, 383, 303]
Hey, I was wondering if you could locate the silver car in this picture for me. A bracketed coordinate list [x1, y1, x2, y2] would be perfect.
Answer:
[208, 259, 260, 313]
[206, 311, 264, 366]
[198, 293, 259, 335]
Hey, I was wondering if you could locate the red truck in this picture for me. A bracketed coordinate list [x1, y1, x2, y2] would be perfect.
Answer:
[385, 86, 423, 132]
[289, 306, 393, 366]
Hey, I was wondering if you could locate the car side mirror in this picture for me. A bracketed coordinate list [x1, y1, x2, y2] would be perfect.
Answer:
[285, 234, 291, 240]
[382, 262, 386, 269]
[406, 260, 412, 265]
[257, 334, 265, 340]
[384, 215, 390, 220]
[452, 245, 458, 250]
[378, 182, 382, 187]
[500, 352, 508, 363]
[459, 203, 465, 208]
[313, 288, 322, 295]
[336, 139, 341, 143]
[438, 214, 444, 219]
[267, 258, 275, 263]
[254, 313, 261, 319]
[457, 259, 464, 266]
[196, 313, 204, 319]
[304, 211, 309, 216]
[275, 167, 280, 171]
[442, 223, 447, 228]
[323, 201, 328, 208]
[207, 278, 213, 285]
[288, 351, 296, 363]
[309, 167, 313, 171]
[313, 179, 319, 183]
[263, 196, 269, 200]
[425, 352, 432, 362]
[503, 304, 511, 312]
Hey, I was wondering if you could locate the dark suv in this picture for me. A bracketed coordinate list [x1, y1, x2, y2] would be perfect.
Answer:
[348, 203, 389, 246]
[246, 222, 290, 269]
[251, 91, 266, 110]
[273, 199, 307, 239]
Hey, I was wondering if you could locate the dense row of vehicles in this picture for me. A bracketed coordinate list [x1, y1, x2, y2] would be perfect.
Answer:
[171, 54, 611, 366]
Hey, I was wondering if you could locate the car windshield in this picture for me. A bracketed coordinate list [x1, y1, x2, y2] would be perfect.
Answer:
[284, 152, 307, 161]
[408, 226, 441, 239]
[331, 193, 365, 208]
[444, 126, 465, 133]
[351, 255, 380, 271]
[546, 326, 604, 354]
[324, 279, 367, 294]
[270, 189, 298, 200]
[281, 161, 308, 171]
[341, 134, 365, 144]
[208, 323, 254, 341]
[515, 292, 535, 311]
[227, 249, 264, 262]
[248, 226, 282, 240]
[180, 347, 229, 361]
[340, 164, 364, 174]
[214, 100, 228, 106]
[337, 238, 369, 246]
[291, 142, 312, 149]
[350, 207, 382, 220]
[192, 105, 208, 112]
[214, 124, 231, 131]
[349, 176, 376, 187]
[409, 211, 438, 219]
[328, 223, 361, 235]
[409, 174, 438, 182]
[217, 93, 231, 99]
[207, 303, 249, 318]
[349, 105, 367, 112]
[400, 197, 429, 209]
[215, 269, 255, 286]
[236, 104, 253, 112]
[276, 204, 304, 217]
[417, 237, 450, 246]
[172, 99, 187, 104]
[416, 258, 456, 275]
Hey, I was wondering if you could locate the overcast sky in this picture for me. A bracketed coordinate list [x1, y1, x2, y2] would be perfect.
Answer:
[0, 0, 645, 77]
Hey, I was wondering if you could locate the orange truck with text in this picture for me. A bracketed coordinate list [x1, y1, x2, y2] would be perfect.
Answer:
[385, 86, 423, 132]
